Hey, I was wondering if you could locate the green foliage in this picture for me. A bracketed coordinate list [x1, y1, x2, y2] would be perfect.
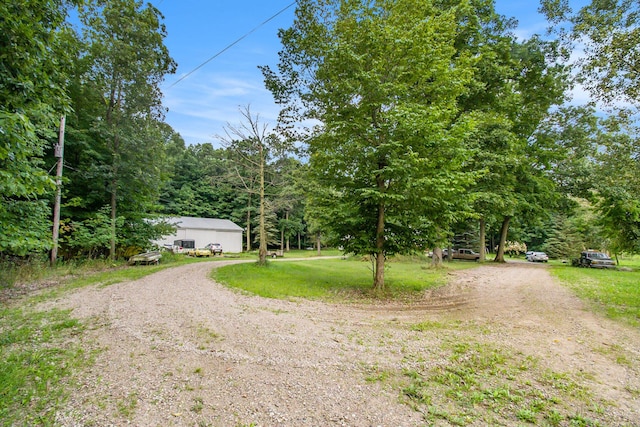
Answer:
[266, 0, 488, 287]
[159, 143, 246, 219]
[68, 0, 176, 259]
[535, 106, 600, 200]
[0, 307, 88, 425]
[542, 214, 586, 259]
[0, 0, 76, 256]
[0, 200, 53, 256]
[60, 206, 118, 258]
[593, 115, 640, 254]
[542, 0, 640, 107]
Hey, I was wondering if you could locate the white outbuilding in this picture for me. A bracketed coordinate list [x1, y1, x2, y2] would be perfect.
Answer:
[156, 216, 243, 253]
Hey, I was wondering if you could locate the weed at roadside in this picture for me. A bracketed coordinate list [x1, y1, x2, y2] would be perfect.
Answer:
[0, 307, 91, 426]
[395, 339, 612, 426]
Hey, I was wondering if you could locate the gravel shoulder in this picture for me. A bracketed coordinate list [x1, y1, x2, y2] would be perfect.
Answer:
[48, 260, 640, 426]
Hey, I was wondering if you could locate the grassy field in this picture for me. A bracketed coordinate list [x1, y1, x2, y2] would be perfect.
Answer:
[550, 263, 640, 327]
[614, 253, 640, 269]
[215, 255, 640, 327]
[220, 248, 344, 260]
[213, 254, 477, 301]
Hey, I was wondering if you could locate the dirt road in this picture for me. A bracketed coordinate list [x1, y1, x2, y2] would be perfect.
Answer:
[50, 261, 640, 426]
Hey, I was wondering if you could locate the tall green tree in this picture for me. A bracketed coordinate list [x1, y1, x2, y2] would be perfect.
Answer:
[433, 0, 522, 262]
[542, 0, 640, 106]
[264, 0, 478, 289]
[271, 156, 307, 251]
[481, 36, 568, 263]
[76, 0, 176, 259]
[0, 0, 79, 256]
[594, 115, 640, 253]
[160, 143, 237, 217]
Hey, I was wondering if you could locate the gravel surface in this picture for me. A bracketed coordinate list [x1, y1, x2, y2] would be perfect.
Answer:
[46, 259, 640, 426]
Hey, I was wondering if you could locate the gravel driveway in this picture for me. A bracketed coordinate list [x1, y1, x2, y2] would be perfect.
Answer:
[49, 260, 640, 426]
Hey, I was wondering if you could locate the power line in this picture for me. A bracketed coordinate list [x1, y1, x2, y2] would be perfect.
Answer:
[168, 1, 296, 89]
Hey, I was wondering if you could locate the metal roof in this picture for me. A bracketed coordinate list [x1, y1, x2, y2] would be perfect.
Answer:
[166, 216, 243, 232]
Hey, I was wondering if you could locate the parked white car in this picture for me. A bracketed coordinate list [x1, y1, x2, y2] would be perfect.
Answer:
[526, 251, 549, 262]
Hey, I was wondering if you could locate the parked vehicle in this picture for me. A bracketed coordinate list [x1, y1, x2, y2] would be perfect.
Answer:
[526, 251, 549, 262]
[128, 251, 162, 265]
[186, 247, 213, 257]
[205, 243, 223, 255]
[172, 239, 195, 253]
[572, 251, 616, 269]
[268, 249, 284, 258]
[443, 248, 480, 261]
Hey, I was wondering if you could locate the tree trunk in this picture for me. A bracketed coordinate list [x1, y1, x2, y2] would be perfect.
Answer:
[107, 85, 121, 262]
[246, 194, 251, 252]
[479, 218, 486, 262]
[109, 132, 120, 262]
[50, 115, 65, 266]
[258, 144, 267, 265]
[494, 216, 511, 263]
[432, 247, 443, 267]
[431, 228, 445, 267]
[373, 194, 385, 290]
[280, 227, 284, 251]
[110, 178, 117, 261]
[316, 231, 321, 256]
[285, 211, 290, 252]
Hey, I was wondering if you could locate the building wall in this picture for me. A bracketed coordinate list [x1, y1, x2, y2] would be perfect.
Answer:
[156, 229, 243, 253]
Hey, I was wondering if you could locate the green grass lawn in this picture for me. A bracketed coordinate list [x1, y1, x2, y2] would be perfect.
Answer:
[615, 253, 640, 269]
[550, 264, 640, 326]
[213, 255, 476, 302]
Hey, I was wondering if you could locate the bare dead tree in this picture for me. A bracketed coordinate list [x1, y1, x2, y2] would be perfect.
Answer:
[218, 105, 275, 265]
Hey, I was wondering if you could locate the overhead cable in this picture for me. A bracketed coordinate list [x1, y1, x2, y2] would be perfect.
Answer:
[168, 1, 296, 88]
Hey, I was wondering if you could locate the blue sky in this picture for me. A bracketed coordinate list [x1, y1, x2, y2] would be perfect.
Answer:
[156, 1, 585, 146]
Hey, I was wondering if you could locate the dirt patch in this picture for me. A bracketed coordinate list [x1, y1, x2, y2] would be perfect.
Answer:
[47, 260, 640, 426]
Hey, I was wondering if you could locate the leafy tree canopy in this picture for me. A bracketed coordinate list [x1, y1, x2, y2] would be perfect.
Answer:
[264, 0, 486, 288]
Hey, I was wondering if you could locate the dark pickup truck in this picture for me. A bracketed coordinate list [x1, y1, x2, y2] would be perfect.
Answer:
[572, 251, 616, 269]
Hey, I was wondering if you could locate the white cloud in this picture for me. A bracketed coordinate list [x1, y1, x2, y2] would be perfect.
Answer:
[163, 69, 281, 146]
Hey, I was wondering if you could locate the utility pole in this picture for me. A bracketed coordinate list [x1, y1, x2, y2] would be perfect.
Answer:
[50, 115, 65, 266]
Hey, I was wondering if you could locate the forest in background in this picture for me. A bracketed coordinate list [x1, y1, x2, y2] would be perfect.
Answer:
[2, 0, 639, 289]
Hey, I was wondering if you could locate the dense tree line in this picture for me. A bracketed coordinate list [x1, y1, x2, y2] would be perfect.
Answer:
[1, 0, 639, 289]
